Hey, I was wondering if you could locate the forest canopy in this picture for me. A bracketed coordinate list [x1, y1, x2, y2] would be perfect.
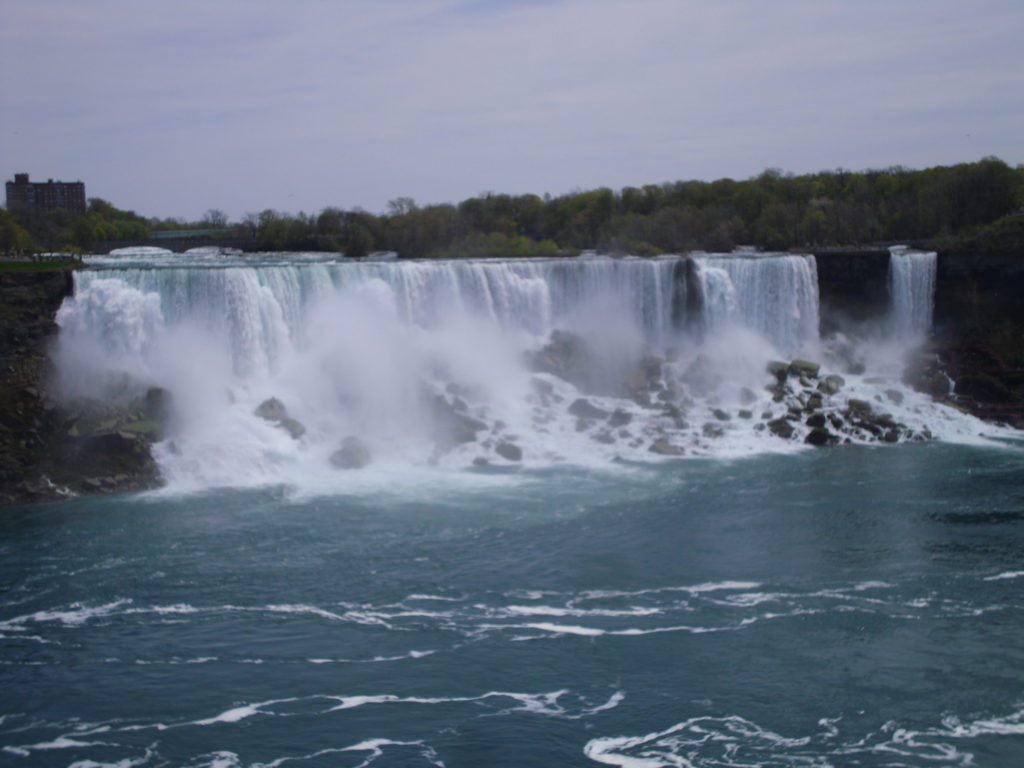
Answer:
[4, 157, 1022, 257]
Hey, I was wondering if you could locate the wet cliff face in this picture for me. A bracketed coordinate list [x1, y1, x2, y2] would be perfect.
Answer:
[0, 268, 162, 505]
[814, 250, 891, 335]
[933, 249, 1024, 367]
[0, 269, 74, 501]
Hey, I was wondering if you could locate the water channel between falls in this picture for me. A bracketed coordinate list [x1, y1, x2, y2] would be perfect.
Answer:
[1, 248, 1023, 767]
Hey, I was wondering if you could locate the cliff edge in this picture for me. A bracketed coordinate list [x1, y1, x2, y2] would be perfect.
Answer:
[0, 266, 160, 504]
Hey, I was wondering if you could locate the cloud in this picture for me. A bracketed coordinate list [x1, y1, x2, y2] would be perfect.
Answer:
[1, 0, 1021, 219]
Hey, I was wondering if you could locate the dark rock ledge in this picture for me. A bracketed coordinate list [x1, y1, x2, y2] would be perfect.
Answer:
[0, 268, 162, 505]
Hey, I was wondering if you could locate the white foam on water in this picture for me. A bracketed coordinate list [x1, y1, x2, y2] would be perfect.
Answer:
[306, 650, 436, 664]
[504, 605, 664, 618]
[585, 703, 1024, 767]
[0, 599, 133, 630]
[251, 740, 444, 768]
[984, 571, 1024, 581]
[67, 747, 157, 768]
[182, 751, 243, 768]
[3, 736, 111, 757]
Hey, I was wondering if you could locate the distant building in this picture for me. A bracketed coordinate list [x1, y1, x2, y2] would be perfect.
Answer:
[5, 173, 86, 216]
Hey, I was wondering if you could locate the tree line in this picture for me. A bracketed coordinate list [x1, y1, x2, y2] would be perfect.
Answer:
[3, 157, 1022, 258]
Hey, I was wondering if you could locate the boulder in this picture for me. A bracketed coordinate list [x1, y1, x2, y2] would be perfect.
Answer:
[252, 398, 306, 440]
[607, 408, 632, 428]
[641, 356, 664, 380]
[568, 398, 609, 420]
[254, 397, 288, 422]
[767, 360, 790, 383]
[846, 398, 873, 418]
[804, 427, 835, 447]
[805, 412, 827, 429]
[144, 387, 170, 422]
[427, 392, 487, 448]
[329, 436, 371, 469]
[767, 418, 795, 439]
[702, 423, 724, 438]
[789, 359, 820, 379]
[119, 419, 162, 440]
[648, 439, 683, 456]
[817, 375, 845, 395]
[278, 417, 306, 440]
[712, 408, 731, 422]
[530, 377, 555, 397]
[528, 330, 593, 390]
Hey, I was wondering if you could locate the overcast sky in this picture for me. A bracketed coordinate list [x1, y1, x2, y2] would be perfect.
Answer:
[2, 0, 1022, 221]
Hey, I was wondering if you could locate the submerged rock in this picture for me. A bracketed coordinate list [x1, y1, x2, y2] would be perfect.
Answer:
[330, 436, 371, 469]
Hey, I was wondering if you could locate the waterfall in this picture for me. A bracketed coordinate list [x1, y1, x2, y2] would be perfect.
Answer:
[61, 256, 682, 383]
[691, 253, 820, 357]
[888, 246, 937, 342]
[55, 249, 995, 491]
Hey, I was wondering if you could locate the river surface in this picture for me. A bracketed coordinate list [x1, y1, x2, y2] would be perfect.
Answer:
[3, 442, 1023, 767]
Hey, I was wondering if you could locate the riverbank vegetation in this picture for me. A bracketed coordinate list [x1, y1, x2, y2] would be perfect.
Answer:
[4, 157, 1022, 257]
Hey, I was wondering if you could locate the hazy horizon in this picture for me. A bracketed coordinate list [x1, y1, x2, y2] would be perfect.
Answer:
[3, 0, 1022, 221]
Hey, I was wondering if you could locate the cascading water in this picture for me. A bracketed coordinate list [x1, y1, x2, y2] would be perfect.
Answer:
[691, 253, 820, 357]
[53, 250, 1001, 494]
[888, 245, 938, 343]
